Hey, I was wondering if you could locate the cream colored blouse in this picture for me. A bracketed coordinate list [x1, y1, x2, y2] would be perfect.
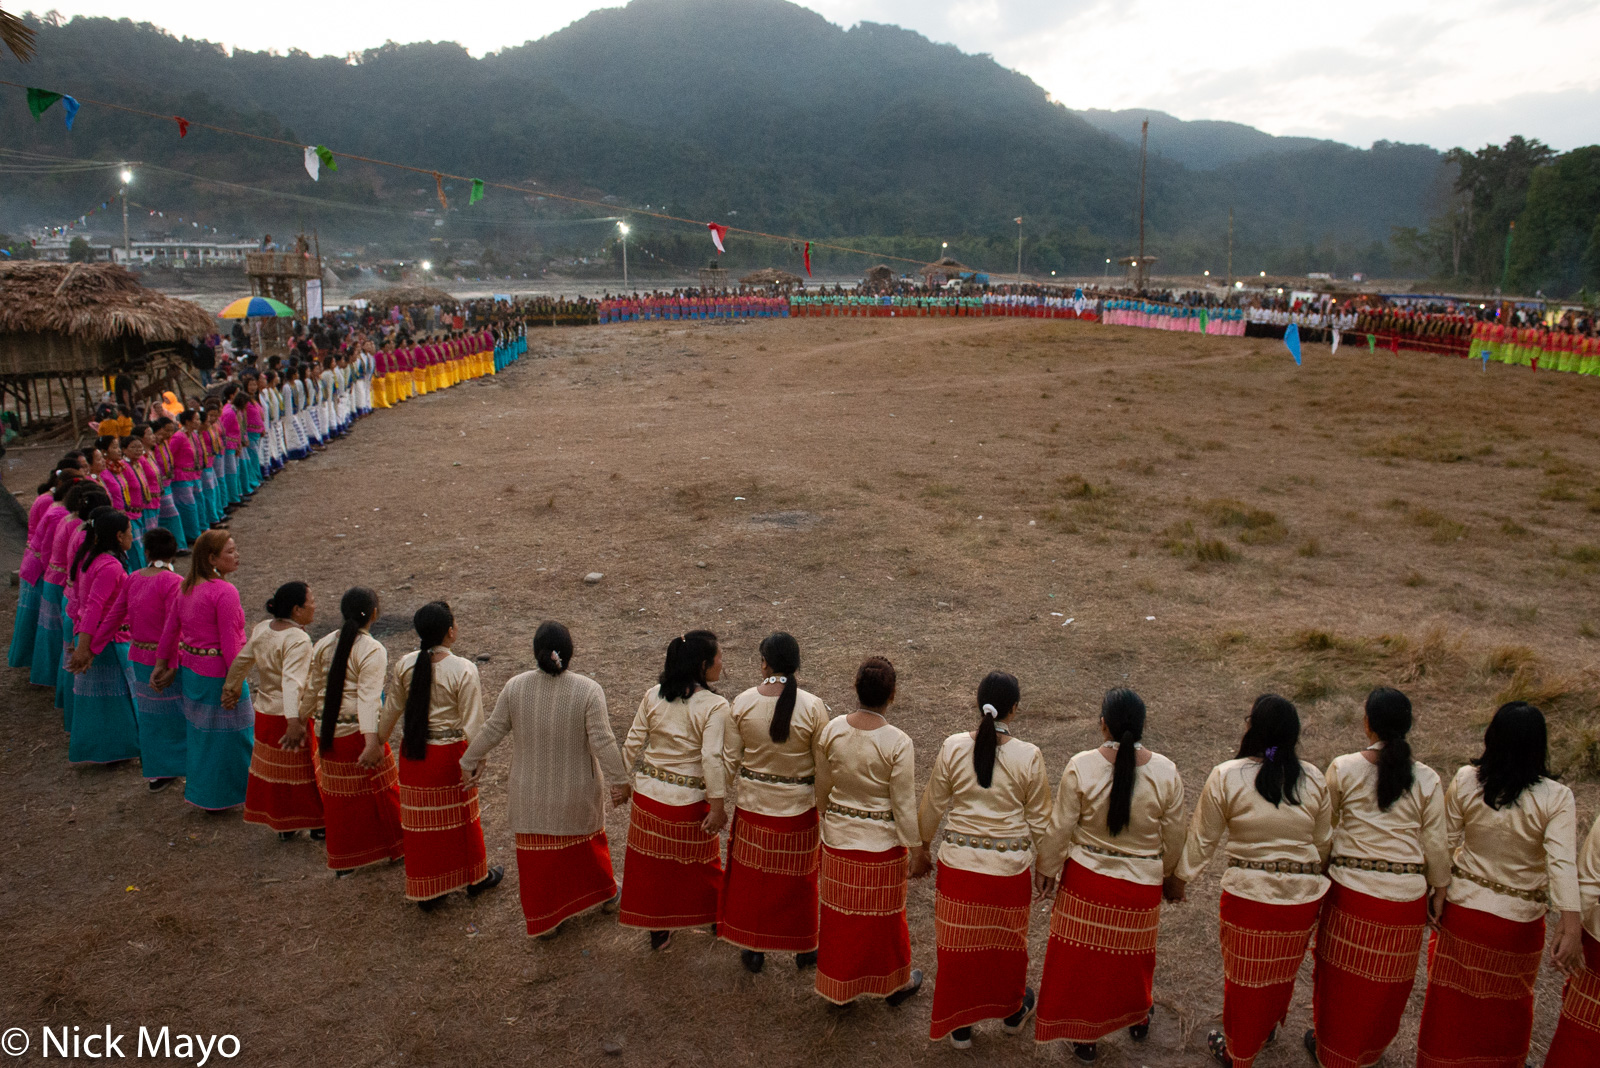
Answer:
[299, 630, 387, 737]
[622, 685, 731, 804]
[1325, 751, 1450, 901]
[722, 687, 830, 817]
[918, 732, 1052, 878]
[813, 715, 918, 851]
[1443, 764, 1579, 923]
[1037, 747, 1187, 885]
[1579, 815, 1600, 940]
[223, 620, 311, 719]
[1174, 757, 1332, 906]
[378, 650, 485, 745]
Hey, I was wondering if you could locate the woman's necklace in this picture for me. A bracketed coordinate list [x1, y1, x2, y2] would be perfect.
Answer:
[151, 560, 175, 572]
[761, 675, 788, 686]
[995, 723, 1010, 736]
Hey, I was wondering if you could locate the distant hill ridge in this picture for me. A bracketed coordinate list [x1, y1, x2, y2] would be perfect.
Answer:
[1, 0, 1449, 276]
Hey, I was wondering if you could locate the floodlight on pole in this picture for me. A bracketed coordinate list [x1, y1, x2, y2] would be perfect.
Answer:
[421, 260, 432, 271]
[618, 221, 630, 286]
[120, 165, 133, 263]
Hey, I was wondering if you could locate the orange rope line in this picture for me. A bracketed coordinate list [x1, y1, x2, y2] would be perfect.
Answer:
[2, 79, 937, 269]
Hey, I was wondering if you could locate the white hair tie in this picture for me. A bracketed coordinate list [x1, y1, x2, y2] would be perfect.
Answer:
[981, 703, 999, 719]
[549, 650, 562, 669]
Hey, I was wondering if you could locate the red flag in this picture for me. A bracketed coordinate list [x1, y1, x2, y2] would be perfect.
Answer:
[174, 116, 189, 138]
[803, 241, 811, 277]
[707, 222, 727, 255]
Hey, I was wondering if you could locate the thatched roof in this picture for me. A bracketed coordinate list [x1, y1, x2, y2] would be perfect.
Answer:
[349, 284, 457, 306]
[863, 265, 894, 283]
[740, 268, 804, 286]
[920, 257, 975, 277]
[0, 262, 212, 343]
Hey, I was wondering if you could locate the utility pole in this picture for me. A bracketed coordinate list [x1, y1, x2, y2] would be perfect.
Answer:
[1136, 119, 1148, 291]
[618, 221, 630, 288]
[119, 164, 132, 264]
[1015, 217, 1023, 283]
[1227, 206, 1234, 289]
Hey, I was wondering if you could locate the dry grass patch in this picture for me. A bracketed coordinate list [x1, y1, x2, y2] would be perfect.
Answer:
[1367, 430, 1472, 463]
[1198, 498, 1288, 545]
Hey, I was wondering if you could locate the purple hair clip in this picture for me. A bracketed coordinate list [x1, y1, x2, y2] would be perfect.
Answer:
[1264, 746, 1279, 760]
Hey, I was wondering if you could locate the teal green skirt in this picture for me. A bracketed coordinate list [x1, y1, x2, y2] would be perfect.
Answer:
[180, 668, 253, 810]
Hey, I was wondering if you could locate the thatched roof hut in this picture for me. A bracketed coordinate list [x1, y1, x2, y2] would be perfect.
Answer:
[739, 268, 804, 287]
[919, 257, 976, 283]
[863, 265, 895, 286]
[349, 284, 457, 307]
[0, 262, 212, 376]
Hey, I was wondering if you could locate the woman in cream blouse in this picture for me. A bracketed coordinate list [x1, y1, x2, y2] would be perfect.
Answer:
[1170, 694, 1330, 1068]
[1033, 688, 1186, 1061]
[1544, 812, 1600, 1067]
[461, 621, 631, 938]
[378, 601, 499, 909]
[1416, 701, 1582, 1068]
[301, 587, 402, 875]
[618, 629, 730, 951]
[718, 631, 830, 973]
[1307, 687, 1448, 1068]
[917, 671, 1051, 1050]
[224, 581, 321, 840]
[812, 656, 924, 1007]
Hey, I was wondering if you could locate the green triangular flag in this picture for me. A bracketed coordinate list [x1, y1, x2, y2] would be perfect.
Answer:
[470, 178, 484, 205]
[1199, 307, 1209, 335]
[26, 88, 63, 121]
[1366, 333, 1376, 353]
[314, 146, 337, 173]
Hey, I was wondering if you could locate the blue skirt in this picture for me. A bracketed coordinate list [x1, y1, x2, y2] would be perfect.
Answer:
[172, 483, 201, 545]
[180, 668, 254, 810]
[69, 644, 141, 764]
[7, 577, 40, 669]
[128, 659, 187, 779]
[221, 452, 241, 504]
[125, 536, 146, 572]
[56, 615, 76, 721]
[31, 580, 64, 688]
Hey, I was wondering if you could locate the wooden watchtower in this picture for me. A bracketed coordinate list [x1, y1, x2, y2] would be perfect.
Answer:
[244, 233, 322, 351]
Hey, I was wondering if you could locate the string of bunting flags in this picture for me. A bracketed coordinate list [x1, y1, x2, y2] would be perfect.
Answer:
[4, 77, 944, 274]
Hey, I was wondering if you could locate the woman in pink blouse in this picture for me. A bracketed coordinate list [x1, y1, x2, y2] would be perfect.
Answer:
[9, 454, 83, 673]
[54, 481, 111, 722]
[167, 410, 203, 547]
[107, 527, 187, 790]
[96, 435, 147, 570]
[153, 530, 254, 810]
[64, 507, 140, 764]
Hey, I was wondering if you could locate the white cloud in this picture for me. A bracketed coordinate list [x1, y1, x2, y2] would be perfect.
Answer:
[44, 0, 1600, 150]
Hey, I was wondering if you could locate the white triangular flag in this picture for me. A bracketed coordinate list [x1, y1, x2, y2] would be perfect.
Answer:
[1331, 327, 1341, 354]
[304, 145, 320, 182]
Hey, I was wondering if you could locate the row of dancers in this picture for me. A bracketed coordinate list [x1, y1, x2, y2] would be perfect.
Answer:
[4, 525, 1596, 1067]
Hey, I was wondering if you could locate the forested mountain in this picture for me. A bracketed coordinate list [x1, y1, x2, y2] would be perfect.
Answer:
[1076, 109, 1333, 171]
[1, 0, 1452, 277]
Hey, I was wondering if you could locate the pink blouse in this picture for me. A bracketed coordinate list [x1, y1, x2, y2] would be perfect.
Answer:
[75, 553, 128, 655]
[156, 578, 247, 678]
[20, 495, 58, 585]
[45, 512, 80, 587]
[112, 567, 183, 666]
[60, 526, 88, 624]
[99, 465, 143, 518]
[169, 431, 200, 482]
[244, 400, 265, 434]
[129, 457, 159, 507]
[220, 405, 243, 450]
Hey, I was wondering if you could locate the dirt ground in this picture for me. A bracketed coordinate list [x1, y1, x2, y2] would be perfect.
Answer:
[2, 315, 1597, 1067]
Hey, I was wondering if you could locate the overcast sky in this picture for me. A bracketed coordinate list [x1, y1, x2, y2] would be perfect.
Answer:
[46, 0, 1600, 150]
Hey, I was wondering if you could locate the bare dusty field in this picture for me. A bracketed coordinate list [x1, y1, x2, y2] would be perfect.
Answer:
[2, 315, 1597, 1067]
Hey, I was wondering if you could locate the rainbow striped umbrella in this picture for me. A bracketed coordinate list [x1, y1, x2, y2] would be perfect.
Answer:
[218, 296, 296, 319]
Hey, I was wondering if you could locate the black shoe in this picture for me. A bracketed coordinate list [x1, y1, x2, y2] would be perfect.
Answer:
[277, 831, 296, 842]
[1002, 986, 1036, 1034]
[948, 1027, 973, 1050]
[741, 950, 765, 974]
[795, 949, 818, 970]
[334, 869, 354, 878]
[309, 827, 326, 840]
[146, 777, 177, 792]
[535, 920, 565, 941]
[1072, 1044, 1098, 1063]
[1130, 1011, 1152, 1042]
[885, 968, 923, 1008]
[467, 865, 504, 897]
[1303, 1030, 1317, 1059]
[1208, 1030, 1232, 1068]
[649, 930, 673, 951]
[417, 895, 446, 912]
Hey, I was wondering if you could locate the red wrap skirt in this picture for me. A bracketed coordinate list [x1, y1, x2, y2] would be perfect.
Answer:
[1545, 930, 1600, 1068]
[398, 740, 488, 901]
[929, 862, 1033, 1039]
[516, 829, 617, 936]
[1218, 891, 1322, 1068]
[815, 843, 911, 1003]
[1035, 861, 1162, 1044]
[242, 712, 324, 832]
[617, 792, 722, 930]
[1416, 902, 1544, 1068]
[719, 807, 821, 952]
[312, 732, 404, 871]
[1311, 881, 1428, 1068]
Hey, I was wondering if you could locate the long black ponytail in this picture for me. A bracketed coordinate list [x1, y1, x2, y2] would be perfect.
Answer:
[973, 671, 1021, 789]
[760, 631, 801, 743]
[400, 601, 453, 762]
[658, 629, 719, 702]
[1237, 694, 1303, 806]
[1366, 687, 1416, 811]
[40, 452, 84, 495]
[71, 506, 129, 581]
[319, 586, 378, 750]
[1102, 688, 1147, 836]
